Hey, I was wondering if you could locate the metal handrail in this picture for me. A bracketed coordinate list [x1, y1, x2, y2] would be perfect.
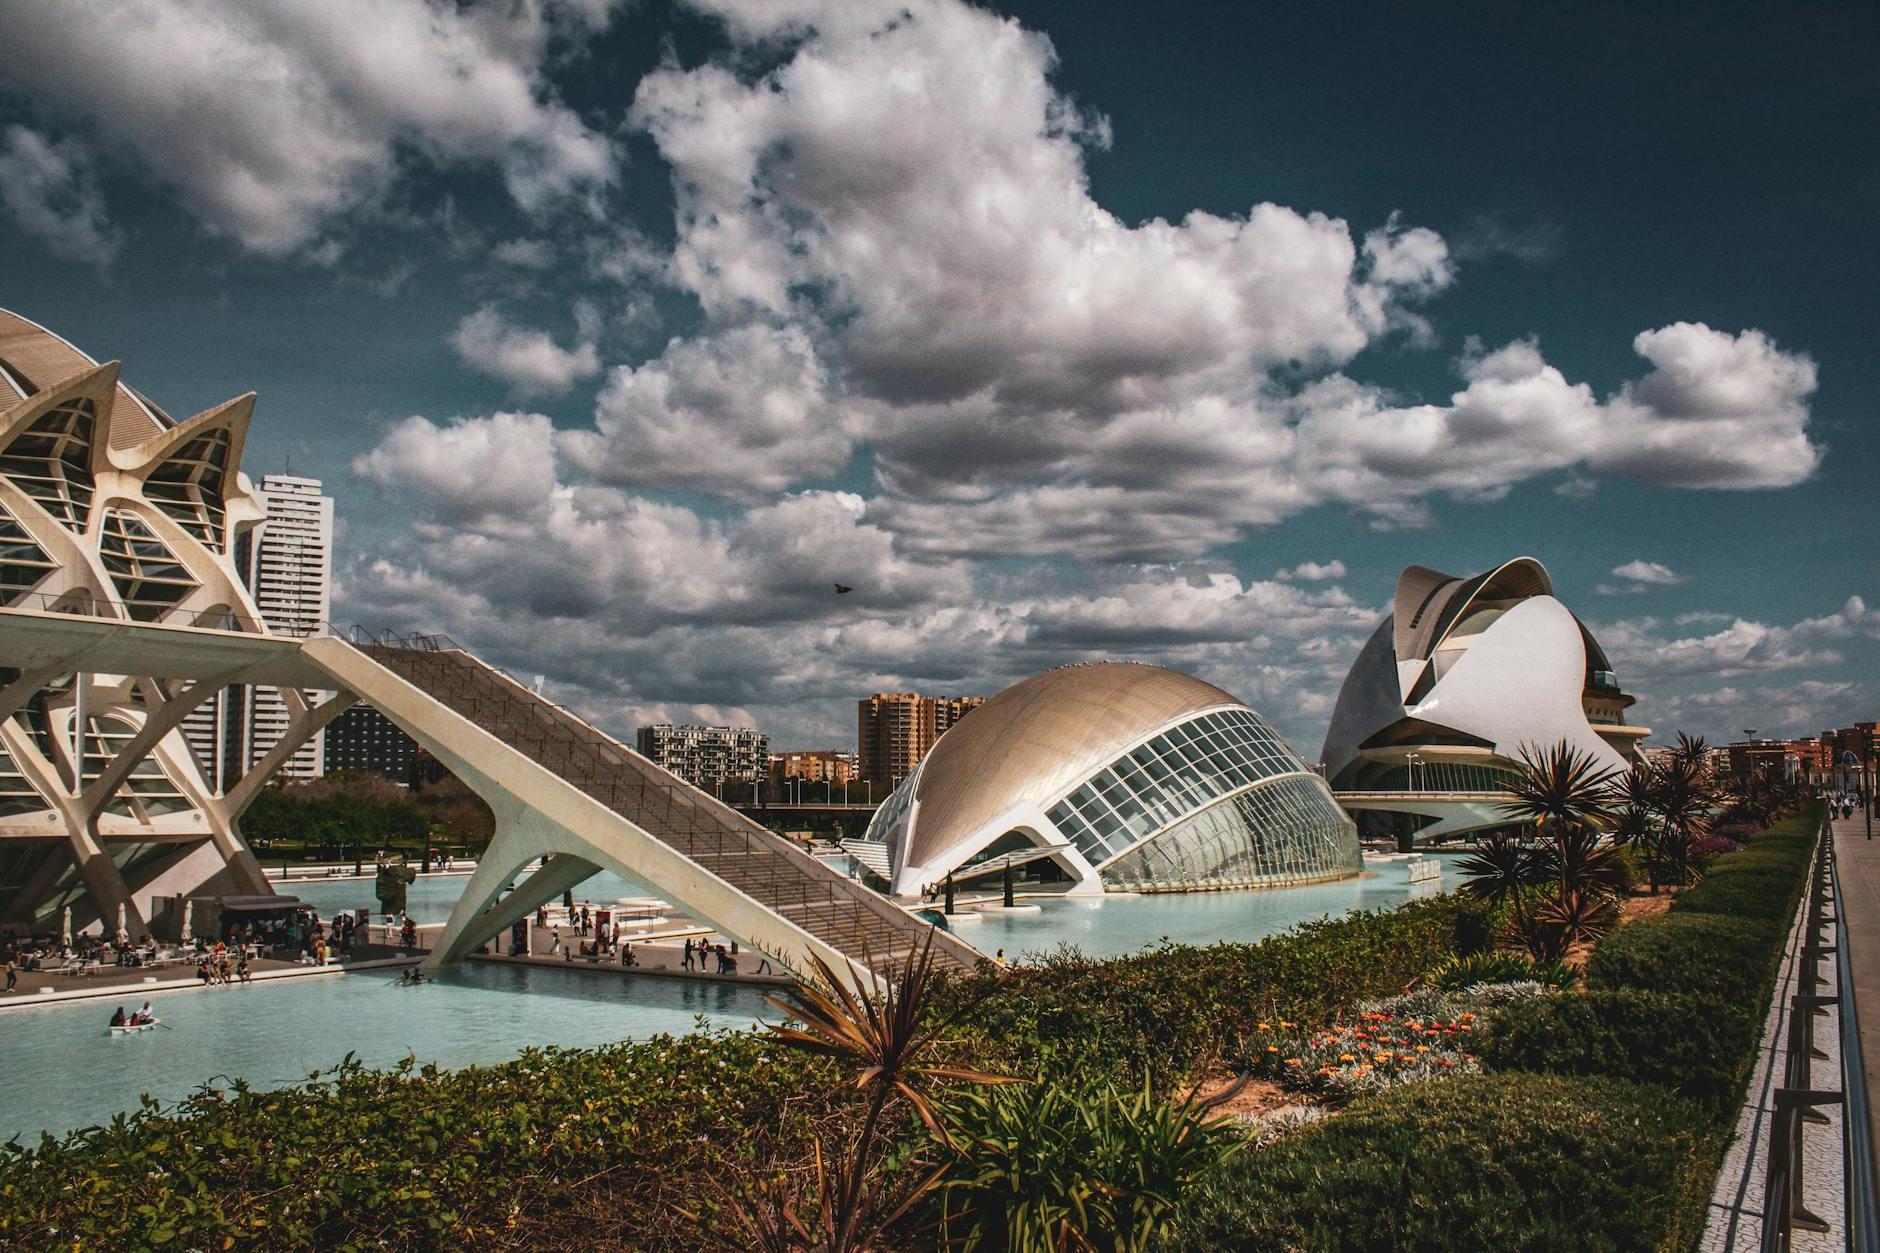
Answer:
[1760, 818, 1879, 1250]
[1838, 831, 1880, 1253]
[352, 640, 970, 973]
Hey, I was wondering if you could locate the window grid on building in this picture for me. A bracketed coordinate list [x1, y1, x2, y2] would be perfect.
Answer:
[1043, 707, 1309, 867]
[0, 501, 57, 604]
[142, 427, 231, 553]
[0, 399, 96, 533]
[98, 508, 198, 621]
[1101, 773, 1360, 892]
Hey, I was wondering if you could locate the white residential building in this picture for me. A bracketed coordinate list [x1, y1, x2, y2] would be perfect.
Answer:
[178, 474, 333, 784]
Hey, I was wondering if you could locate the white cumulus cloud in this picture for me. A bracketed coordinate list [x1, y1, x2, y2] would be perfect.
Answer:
[451, 305, 602, 398]
[0, 0, 621, 254]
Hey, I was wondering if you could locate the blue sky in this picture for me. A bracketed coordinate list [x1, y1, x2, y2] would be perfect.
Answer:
[1, 0, 1873, 752]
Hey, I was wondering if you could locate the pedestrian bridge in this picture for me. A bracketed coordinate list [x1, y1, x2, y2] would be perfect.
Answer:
[0, 607, 981, 982]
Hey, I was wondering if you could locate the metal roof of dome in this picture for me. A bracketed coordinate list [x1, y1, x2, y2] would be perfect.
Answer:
[0, 307, 172, 448]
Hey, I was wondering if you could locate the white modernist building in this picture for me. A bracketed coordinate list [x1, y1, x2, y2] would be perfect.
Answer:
[862, 661, 1361, 898]
[1320, 557, 1650, 843]
[0, 308, 296, 934]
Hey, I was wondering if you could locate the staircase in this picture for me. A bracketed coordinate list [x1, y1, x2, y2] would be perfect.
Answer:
[358, 640, 979, 975]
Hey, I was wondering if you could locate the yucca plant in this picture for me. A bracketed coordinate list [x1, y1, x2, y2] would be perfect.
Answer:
[934, 1075, 1245, 1252]
[720, 935, 1020, 1251]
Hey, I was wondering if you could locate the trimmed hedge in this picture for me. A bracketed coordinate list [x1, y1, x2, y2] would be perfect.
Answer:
[943, 894, 1494, 1079]
[1173, 1073, 1720, 1251]
[1585, 912, 1784, 1004]
[1480, 989, 1760, 1115]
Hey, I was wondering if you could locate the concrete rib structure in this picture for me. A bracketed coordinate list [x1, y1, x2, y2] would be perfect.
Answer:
[1321, 557, 1651, 843]
[0, 311, 970, 983]
[0, 308, 280, 938]
[864, 661, 1361, 898]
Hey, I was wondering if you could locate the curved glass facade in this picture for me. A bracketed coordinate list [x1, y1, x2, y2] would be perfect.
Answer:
[1042, 707, 1309, 866]
[1357, 761, 1521, 793]
[1103, 774, 1361, 892]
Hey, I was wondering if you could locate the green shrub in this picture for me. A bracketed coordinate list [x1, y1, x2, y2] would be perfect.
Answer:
[943, 894, 1494, 1081]
[1675, 870, 1805, 921]
[1585, 912, 1783, 1004]
[1173, 1073, 1720, 1251]
[1480, 989, 1759, 1115]
[1426, 950, 1576, 991]
[933, 1077, 1243, 1252]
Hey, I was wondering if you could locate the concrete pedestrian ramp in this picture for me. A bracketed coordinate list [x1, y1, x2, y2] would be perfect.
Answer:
[0, 607, 981, 984]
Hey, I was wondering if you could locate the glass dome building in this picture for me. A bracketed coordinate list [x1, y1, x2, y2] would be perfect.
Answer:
[862, 661, 1360, 897]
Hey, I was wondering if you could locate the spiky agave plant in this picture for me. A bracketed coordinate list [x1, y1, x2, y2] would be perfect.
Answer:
[737, 934, 1021, 1251]
[1494, 741, 1626, 959]
[1498, 740, 1622, 837]
[1456, 831, 1547, 932]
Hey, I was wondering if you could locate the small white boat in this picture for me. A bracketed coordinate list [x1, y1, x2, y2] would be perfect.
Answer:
[108, 1019, 161, 1035]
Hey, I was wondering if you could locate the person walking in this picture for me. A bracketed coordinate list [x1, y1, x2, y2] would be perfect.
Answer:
[4, 959, 14, 992]
[682, 938, 695, 971]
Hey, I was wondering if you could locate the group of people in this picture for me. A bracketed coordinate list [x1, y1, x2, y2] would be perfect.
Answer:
[1832, 791, 1868, 821]
[194, 941, 252, 986]
[107, 1001, 157, 1028]
[682, 937, 761, 975]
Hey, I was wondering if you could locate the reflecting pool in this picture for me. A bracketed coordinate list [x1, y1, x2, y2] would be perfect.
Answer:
[286, 868, 657, 924]
[5, 855, 1454, 1143]
[285, 857, 1451, 950]
[1, 960, 777, 1144]
[955, 854, 1454, 959]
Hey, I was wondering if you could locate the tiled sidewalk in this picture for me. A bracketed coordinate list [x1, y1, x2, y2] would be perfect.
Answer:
[1701, 817, 1860, 1251]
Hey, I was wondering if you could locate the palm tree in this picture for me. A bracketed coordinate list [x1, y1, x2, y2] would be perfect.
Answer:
[1489, 741, 1626, 959]
[1609, 759, 1664, 893]
[1648, 751, 1715, 888]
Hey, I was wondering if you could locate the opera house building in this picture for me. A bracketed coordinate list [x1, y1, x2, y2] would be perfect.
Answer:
[859, 661, 1362, 898]
[1321, 557, 1650, 844]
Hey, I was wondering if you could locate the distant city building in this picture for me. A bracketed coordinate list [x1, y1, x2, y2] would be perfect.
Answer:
[1724, 737, 1828, 781]
[857, 692, 984, 787]
[323, 703, 420, 784]
[1322, 557, 1649, 845]
[180, 473, 333, 785]
[769, 750, 857, 788]
[636, 723, 769, 792]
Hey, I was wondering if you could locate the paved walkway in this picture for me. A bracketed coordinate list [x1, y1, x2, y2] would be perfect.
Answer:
[1834, 811, 1880, 1170]
[1702, 818, 1846, 1251]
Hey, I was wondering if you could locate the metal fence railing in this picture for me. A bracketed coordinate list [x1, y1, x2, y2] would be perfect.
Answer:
[1761, 819, 1880, 1251]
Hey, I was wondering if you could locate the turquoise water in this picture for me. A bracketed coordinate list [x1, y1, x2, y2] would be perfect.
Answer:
[0, 960, 779, 1144]
[4, 856, 1451, 1143]
[283, 868, 658, 924]
[955, 855, 1452, 959]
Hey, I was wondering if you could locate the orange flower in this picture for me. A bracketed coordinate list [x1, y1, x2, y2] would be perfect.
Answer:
[1286, 1058, 1302, 1066]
